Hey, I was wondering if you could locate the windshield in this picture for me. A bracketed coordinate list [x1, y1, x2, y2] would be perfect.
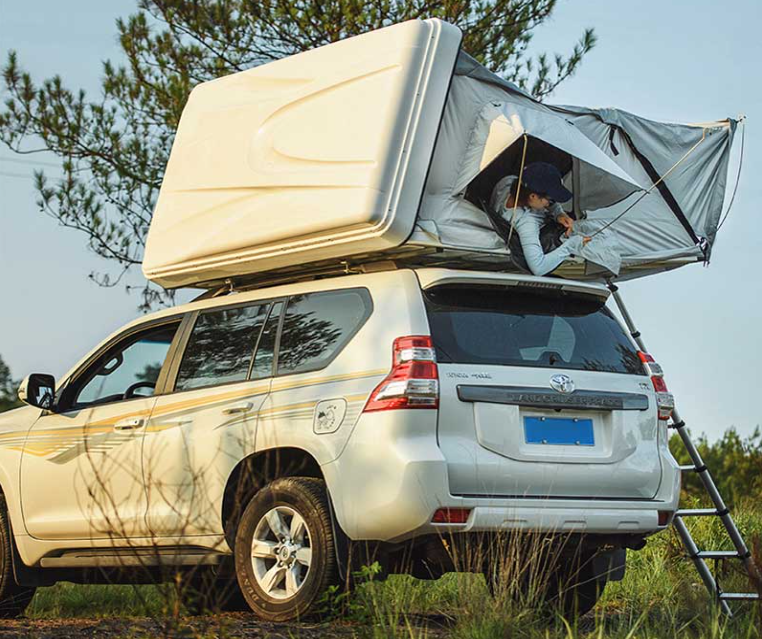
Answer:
[424, 285, 645, 375]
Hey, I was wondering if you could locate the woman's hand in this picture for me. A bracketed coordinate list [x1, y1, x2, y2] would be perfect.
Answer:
[556, 213, 575, 236]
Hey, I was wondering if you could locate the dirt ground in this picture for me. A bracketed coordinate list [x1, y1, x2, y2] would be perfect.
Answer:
[0, 612, 454, 638]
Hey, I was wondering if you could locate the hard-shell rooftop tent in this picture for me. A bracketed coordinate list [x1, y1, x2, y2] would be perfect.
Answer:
[143, 19, 738, 290]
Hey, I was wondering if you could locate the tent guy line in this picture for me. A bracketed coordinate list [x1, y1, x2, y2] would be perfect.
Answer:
[587, 127, 708, 240]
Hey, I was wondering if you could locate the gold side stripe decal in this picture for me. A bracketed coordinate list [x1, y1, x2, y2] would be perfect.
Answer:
[150, 385, 270, 419]
[269, 369, 386, 394]
[2, 370, 380, 459]
[258, 394, 369, 419]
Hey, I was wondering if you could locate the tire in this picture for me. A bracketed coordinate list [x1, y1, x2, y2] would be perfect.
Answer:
[553, 576, 605, 617]
[0, 496, 36, 618]
[540, 554, 606, 618]
[234, 477, 339, 621]
[483, 551, 605, 618]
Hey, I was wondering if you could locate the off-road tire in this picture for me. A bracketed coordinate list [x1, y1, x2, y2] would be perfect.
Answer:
[483, 553, 605, 618]
[234, 477, 339, 621]
[556, 577, 605, 617]
[0, 496, 36, 618]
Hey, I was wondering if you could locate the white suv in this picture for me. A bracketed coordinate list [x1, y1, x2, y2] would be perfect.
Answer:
[2, 267, 679, 619]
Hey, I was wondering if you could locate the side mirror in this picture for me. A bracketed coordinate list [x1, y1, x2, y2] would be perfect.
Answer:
[18, 374, 56, 410]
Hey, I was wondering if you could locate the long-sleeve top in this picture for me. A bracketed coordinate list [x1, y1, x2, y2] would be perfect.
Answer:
[489, 175, 583, 276]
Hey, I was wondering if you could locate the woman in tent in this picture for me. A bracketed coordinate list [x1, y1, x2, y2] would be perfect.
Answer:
[489, 162, 590, 276]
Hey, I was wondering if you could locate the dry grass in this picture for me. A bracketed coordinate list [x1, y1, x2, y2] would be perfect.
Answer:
[23, 502, 762, 638]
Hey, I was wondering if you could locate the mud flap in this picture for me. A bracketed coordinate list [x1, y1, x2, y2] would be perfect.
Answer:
[592, 548, 626, 583]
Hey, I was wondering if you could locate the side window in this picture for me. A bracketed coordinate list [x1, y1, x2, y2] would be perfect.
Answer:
[277, 289, 372, 376]
[175, 303, 270, 392]
[250, 302, 283, 380]
[74, 323, 180, 408]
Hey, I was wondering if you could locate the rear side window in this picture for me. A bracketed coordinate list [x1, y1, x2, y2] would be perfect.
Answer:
[175, 303, 270, 391]
[277, 289, 372, 375]
[424, 286, 644, 375]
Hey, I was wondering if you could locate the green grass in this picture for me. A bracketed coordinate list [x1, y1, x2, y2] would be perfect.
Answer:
[27, 583, 167, 619]
[24, 502, 762, 638]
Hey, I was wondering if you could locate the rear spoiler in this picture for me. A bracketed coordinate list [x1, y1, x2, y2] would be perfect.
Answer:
[415, 268, 610, 299]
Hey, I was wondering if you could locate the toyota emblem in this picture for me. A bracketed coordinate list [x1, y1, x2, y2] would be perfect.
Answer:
[550, 374, 575, 394]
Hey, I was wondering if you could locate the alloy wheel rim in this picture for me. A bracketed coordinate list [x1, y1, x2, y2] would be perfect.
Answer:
[251, 505, 312, 600]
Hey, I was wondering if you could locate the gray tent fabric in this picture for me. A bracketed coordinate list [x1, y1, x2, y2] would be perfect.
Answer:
[416, 72, 641, 247]
[549, 105, 736, 260]
[413, 52, 738, 281]
[454, 52, 533, 99]
[453, 101, 642, 207]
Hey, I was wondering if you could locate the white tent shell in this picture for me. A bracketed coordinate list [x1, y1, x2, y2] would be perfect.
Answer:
[143, 19, 738, 289]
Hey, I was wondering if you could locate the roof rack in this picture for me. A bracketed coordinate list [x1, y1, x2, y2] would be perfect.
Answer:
[186, 244, 701, 301]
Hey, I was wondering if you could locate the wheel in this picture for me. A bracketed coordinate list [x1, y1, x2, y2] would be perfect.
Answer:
[553, 575, 605, 617]
[483, 550, 605, 618]
[234, 477, 338, 621]
[541, 554, 606, 617]
[547, 562, 606, 617]
[0, 496, 36, 618]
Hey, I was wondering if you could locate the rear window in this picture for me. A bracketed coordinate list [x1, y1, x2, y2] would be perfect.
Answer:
[277, 288, 372, 376]
[424, 285, 644, 375]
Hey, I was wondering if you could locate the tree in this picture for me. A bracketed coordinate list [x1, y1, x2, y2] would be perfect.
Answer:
[0, 355, 22, 412]
[670, 427, 762, 508]
[0, 0, 595, 308]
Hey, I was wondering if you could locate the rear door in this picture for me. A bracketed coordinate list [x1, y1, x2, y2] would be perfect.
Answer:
[143, 300, 279, 537]
[424, 279, 661, 500]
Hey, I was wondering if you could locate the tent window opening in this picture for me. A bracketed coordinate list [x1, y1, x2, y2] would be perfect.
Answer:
[464, 136, 573, 216]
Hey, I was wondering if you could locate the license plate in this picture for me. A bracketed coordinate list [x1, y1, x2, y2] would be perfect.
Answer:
[524, 417, 594, 446]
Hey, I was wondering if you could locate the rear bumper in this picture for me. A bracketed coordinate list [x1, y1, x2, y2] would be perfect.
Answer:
[431, 503, 666, 536]
[325, 411, 680, 542]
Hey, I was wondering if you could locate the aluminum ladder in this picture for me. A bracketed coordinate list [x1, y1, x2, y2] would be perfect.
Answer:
[608, 282, 760, 616]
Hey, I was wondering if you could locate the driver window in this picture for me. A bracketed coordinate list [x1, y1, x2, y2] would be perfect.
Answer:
[74, 323, 179, 408]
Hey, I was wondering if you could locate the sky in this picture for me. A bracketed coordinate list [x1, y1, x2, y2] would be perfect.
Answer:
[1, 0, 760, 442]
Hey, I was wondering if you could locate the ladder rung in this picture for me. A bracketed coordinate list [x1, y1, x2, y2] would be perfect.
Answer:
[676, 509, 719, 517]
[719, 592, 760, 601]
[609, 287, 758, 615]
[695, 551, 741, 559]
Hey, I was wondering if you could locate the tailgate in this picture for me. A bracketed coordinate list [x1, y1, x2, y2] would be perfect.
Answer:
[438, 365, 660, 499]
[422, 275, 662, 500]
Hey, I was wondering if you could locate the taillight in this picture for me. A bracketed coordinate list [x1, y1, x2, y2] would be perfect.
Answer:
[363, 336, 439, 412]
[638, 352, 674, 420]
[432, 507, 472, 524]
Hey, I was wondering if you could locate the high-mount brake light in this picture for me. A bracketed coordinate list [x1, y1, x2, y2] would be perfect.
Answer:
[363, 336, 439, 412]
[638, 351, 674, 420]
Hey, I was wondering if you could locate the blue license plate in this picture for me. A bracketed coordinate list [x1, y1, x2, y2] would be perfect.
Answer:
[524, 417, 594, 446]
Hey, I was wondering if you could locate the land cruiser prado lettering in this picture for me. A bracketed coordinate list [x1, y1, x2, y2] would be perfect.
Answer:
[2, 18, 738, 620]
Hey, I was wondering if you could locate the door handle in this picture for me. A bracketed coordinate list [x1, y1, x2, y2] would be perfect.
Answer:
[222, 402, 253, 415]
[113, 417, 145, 431]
